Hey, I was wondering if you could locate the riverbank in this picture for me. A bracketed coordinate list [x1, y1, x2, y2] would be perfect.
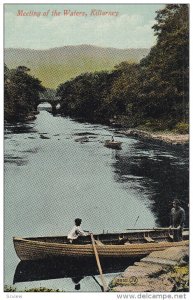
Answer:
[121, 129, 189, 147]
[109, 246, 189, 292]
[4, 286, 65, 292]
[72, 116, 189, 148]
[4, 110, 40, 123]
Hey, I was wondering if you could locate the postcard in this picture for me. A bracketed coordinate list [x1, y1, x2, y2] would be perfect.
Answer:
[3, 2, 189, 298]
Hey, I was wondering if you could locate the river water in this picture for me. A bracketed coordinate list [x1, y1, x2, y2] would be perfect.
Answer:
[4, 109, 189, 292]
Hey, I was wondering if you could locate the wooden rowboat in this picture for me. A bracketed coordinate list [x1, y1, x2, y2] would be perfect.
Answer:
[104, 140, 122, 149]
[13, 229, 189, 261]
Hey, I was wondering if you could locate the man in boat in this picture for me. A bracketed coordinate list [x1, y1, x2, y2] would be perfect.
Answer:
[67, 218, 90, 243]
[111, 136, 114, 142]
[169, 199, 185, 241]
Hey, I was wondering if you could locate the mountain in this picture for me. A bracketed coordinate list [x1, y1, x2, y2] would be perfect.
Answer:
[5, 45, 149, 89]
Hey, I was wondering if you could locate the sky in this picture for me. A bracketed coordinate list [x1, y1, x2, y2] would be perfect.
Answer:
[4, 3, 164, 49]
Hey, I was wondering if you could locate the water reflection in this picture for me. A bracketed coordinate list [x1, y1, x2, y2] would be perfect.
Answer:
[5, 122, 37, 134]
[72, 277, 84, 291]
[112, 141, 189, 227]
[13, 257, 136, 291]
[4, 155, 28, 166]
[4, 122, 38, 166]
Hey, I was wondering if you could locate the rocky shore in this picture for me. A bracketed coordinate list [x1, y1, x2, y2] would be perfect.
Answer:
[121, 129, 189, 148]
[109, 246, 189, 292]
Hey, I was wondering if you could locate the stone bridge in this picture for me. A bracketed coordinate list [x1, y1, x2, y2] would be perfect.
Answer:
[37, 89, 61, 114]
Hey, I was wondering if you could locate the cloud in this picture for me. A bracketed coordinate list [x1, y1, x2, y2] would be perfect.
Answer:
[5, 8, 157, 49]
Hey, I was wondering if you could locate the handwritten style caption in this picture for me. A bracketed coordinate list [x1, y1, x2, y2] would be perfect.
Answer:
[16, 9, 119, 17]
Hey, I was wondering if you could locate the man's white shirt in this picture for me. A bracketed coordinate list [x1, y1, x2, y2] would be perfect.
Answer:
[67, 225, 87, 240]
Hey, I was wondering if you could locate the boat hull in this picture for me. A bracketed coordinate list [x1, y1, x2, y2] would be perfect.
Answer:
[13, 237, 189, 261]
[104, 140, 122, 149]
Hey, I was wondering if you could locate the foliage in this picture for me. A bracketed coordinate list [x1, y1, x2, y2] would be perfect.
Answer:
[170, 265, 189, 292]
[57, 63, 140, 124]
[4, 285, 17, 292]
[174, 122, 189, 134]
[57, 71, 113, 122]
[57, 4, 189, 132]
[4, 285, 65, 292]
[108, 63, 141, 120]
[4, 65, 45, 122]
[138, 4, 189, 126]
[138, 118, 176, 132]
[23, 287, 64, 292]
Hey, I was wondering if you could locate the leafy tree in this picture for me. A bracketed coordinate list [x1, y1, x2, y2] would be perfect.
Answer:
[4, 65, 45, 121]
[57, 71, 112, 122]
[138, 4, 189, 128]
[108, 62, 141, 123]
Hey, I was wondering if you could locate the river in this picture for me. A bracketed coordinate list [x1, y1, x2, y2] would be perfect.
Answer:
[4, 109, 189, 292]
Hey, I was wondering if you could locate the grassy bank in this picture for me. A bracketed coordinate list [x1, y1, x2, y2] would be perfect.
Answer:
[4, 285, 65, 292]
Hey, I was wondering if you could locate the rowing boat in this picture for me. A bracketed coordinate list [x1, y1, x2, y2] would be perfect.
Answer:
[104, 140, 122, 149]
[13, 229, 189, 261]
[75, 136, 89, 143]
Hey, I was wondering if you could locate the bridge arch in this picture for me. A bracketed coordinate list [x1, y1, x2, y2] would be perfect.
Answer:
[37, 102, 52, 112]
[38, 89, 61, 114]
[37, 101, 61, 114]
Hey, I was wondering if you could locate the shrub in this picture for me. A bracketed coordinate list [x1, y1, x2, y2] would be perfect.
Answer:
[174, 122, 189, 134]
[139, 118, 175, 131]
[4, 285, 16, 292]
[4, 285, 65, 292]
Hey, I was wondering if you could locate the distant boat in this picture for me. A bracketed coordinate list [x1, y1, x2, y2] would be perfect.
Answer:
[13, 229, 189, 261]
[104, 140, 122, 149]
[40, 134, 50, 139]
[75, 136, 89, 143]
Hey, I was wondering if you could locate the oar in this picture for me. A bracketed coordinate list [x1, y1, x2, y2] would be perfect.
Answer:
[92, 275, 103, 291]
[90, 233, 108, 292]
[133, 216, 139, 228]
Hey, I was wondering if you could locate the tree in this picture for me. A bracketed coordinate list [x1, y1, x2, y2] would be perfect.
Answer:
[108, 62, 141, 123]
[57, 71, 112, 122]
[4, 65, 45, 121]
[138, 4, 189, 128]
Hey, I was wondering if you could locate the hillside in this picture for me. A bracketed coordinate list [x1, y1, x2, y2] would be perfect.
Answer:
[5, 45, 149, 89]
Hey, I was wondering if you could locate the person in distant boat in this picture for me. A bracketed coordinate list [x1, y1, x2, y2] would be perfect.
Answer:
[67, 218, 89, 243]
[111, 136, 114, 142]
[169, 199, 185, 241]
